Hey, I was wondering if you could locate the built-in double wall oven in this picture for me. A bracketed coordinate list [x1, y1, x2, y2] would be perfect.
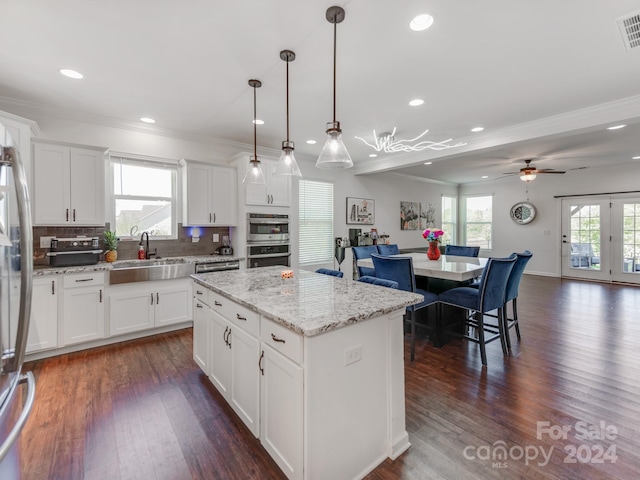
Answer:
[246, 213, 291, 268]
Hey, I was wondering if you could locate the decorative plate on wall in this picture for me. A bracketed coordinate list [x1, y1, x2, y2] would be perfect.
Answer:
[510, 202, 536, 225]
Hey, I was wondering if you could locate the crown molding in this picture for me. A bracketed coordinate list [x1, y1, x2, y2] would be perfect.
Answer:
[0, 107, 41, 136]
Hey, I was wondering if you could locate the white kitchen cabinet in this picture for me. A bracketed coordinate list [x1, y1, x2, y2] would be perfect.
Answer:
[240, 156, 291, 207]
[181, 160, 237, 226]
[193, 298, 209, 374]
[28, 276, 59, 353]
[32, 142, 106, 226]
[109, 279, 192, 336]
[62, 272, 105, 345]
[260, 343, 303, 480]
[203, 288, 261, 437]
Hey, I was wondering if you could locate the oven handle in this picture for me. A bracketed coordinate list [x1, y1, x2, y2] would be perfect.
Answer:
[248, 219, 289, 224]
[246, 238, 290, 245]
[247, 252, 292, 259]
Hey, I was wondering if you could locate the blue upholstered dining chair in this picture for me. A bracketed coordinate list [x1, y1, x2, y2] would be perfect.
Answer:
[371, 253, 438, 361]
[377, 244, 400, 256]
[501, 250, 533, 348]
[444, 245, 480, 257]
[352, 245, 378, 278]
[315, 268, 344, 278]
[358, 275, 399, 289]
[437, 254, 517, 366]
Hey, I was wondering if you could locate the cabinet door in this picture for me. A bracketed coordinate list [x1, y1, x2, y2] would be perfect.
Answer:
[229, 326, 260, 437]
[109, 285, 155, 336]
[266, 159, 291, 207]
[184, 163, 214, 225]
[69, 148, 105, 225]
[193, 300, 209, 374]
[260, 344, 303, 480]
[63, 286, 105, 345]
[28, 277, 59, 353]
[33, 143, 71, 225]
[211, 165, 237, 225]
[155, 280, 193, 327]
[209, 311, 231, 396]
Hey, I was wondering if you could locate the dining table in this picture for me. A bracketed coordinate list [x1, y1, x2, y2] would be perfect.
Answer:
[357, 253, 489, 347]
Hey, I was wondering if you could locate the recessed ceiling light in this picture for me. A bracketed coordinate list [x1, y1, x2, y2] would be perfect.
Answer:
[306, 139, 317, 145]
[369, 154, 377, 158]
[140, 117, 156, 124]
[424, 161, 432, 165]
[481, 175, 489, 179]
[471, 126, 484, 132]
[633, 155, 640, 160]
[607, 124, 626, 130]
[253, 119, 264, 125]
[409, 99, 424, 107]
[60, 69, 83, 79]
[410, 14, 434, 32]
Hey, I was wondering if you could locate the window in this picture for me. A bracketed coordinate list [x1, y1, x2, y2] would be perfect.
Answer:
[113, 157, 177, 239]
[299, 180, 334, 265]
[441, 195, 457, 245]
[464, 195, 492, 249]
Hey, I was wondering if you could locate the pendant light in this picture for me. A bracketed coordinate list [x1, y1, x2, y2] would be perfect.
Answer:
[274, 50, 302, 177]
[242, 79, 266, 185]
[316, 5, 353, 170]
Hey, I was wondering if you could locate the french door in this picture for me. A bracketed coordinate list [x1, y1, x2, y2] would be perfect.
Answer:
[561, 196, 640, 284]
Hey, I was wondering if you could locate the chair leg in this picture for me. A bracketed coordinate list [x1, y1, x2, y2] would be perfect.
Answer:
[498, 306, 509, 354]
[410, 309, 416, 362]
[476, 312, 488, 366]
[512, 298, 521, 340]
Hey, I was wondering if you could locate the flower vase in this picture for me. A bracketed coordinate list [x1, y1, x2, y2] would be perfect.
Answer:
[427, 241, 440, 260]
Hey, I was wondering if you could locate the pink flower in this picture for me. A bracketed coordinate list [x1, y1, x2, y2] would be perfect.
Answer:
[422, 229, 444, 242]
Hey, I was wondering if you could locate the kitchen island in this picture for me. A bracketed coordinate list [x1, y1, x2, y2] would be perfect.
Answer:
[191, 266, 423, 480]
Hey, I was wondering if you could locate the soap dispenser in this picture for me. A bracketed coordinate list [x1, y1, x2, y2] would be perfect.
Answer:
[138, 242, 146, 260]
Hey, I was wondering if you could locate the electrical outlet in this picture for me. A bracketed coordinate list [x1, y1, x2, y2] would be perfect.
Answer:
[40, 236, 55, 248]
[344, 345, 362, 366]
[213, 233, 219, 242]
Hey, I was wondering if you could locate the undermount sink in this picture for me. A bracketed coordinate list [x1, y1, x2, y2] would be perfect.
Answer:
[109, 258, 194, 284]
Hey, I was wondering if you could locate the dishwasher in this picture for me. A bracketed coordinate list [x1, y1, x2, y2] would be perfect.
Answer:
[194, 260, 240, 274]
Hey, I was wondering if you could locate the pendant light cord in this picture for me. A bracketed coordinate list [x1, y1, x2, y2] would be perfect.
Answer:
[253, 84, 257, 160]
[286, 58, 290, 142]
[332, 18, 337, 124]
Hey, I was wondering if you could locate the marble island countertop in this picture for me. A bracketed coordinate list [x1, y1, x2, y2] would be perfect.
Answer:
[33, 254, 243, 276]
[192, 266, 423, 336]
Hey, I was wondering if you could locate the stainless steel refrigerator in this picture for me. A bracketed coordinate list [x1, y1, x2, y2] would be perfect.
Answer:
[0, 123, 35, 478]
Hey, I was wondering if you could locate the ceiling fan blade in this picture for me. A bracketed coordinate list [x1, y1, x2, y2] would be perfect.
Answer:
[535, 170, 565, 174]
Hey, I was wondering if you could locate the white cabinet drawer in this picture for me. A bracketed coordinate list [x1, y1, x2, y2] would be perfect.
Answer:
[63, 272, 105, 288]
[193, 283, 209, 305]
[261, 318, 303, 365]
[227, 302, 259, 338]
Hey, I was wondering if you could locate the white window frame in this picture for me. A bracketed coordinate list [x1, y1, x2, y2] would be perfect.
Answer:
[298, 179, 334, 266]
[441, 194, 457, 245]
[111, 154, 178, 241]
[462, 194, 493, 250]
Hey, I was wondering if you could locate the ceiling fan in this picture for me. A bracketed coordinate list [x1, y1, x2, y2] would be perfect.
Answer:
[503, 159, 566, 182]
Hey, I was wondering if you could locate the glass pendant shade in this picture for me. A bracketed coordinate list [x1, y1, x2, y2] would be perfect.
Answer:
[520, 172, 536, 182]
[316, 122, 353, 169]
[275, 141, 302, 176]
[243, 156, 266, 184]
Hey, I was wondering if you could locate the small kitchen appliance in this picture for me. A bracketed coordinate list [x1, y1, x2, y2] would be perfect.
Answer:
[215, 235, 233, 256]
[47, 236, 101, 266]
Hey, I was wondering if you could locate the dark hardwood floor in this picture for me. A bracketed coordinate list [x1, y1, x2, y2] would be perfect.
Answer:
[19, 275, 640, 479]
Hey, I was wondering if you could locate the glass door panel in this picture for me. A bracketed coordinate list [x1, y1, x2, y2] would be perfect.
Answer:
[611, 200, 640, 284]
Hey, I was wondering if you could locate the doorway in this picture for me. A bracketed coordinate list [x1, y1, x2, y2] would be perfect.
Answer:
[561, 195, 640, 284]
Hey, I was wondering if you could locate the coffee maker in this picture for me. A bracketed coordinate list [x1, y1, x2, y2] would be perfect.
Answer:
[215, 235, 233, 255]
[348, 228, 361, 247]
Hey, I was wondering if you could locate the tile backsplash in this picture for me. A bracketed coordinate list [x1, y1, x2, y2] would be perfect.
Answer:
[33, 224, 232, 266]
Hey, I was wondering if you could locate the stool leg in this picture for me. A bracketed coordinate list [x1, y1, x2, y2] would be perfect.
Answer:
[410, 309, 416, 362]
[512, 298, 521, 340]
[476, 311, 488, 366]
[498, 306, 509, 354]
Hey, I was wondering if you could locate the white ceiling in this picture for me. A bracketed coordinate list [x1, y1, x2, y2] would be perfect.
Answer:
[2, 0, 640, 184]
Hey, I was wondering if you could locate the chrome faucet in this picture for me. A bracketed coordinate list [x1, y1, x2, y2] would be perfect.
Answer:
[140, 232, 157, 259]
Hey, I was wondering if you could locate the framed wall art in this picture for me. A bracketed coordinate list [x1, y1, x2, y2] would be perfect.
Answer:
[400, 201, 420, 230]
[346, 197, 375, 225]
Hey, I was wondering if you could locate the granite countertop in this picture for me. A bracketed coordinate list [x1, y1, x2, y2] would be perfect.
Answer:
[33, 254, 244, 276]
[192, 266, 423, 337]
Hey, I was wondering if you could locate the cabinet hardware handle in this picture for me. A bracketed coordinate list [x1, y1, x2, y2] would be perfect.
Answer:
[196, 303, 203, 309]
[213, 212, 216, 223]
[99, 289, 103, 303]
[75, 278, 93, 282]
[214, 301, 222, 306]
[227, 329, 231, 349]
[151, 293, 154, 305]
[73, 209, 76, 221]
[51, 280, 55, 295]
[236, 313, 247, 321]
[196, 290, 203, 295]
[223, 326, 229, 345]
[156, 292, 159, 304]
[271, 333, 286, 344]
[259, 350, 264, 376]
[66, 208, 69, 221]
[209, 213, 212, 223]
